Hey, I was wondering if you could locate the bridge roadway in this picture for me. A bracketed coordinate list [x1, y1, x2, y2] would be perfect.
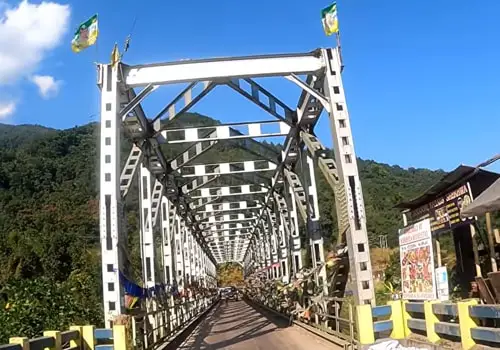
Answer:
[177, 300, 340, 350]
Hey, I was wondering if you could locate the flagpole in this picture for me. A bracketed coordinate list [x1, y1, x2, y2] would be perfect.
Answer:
[95, 13, 99, 62]
[336, 30, 344, 71]
[334, 2, 343, 71]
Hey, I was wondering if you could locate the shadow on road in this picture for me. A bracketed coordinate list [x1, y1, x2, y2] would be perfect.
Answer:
[178, 300, 290, 349]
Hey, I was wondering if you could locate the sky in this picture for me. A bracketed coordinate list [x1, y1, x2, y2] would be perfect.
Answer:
[0, 0, 498, 172]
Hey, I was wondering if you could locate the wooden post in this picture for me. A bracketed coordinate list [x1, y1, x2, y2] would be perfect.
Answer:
[486, 213, 498, 272]
[434, 234, 442, 267]
[470, 224, 482, 277]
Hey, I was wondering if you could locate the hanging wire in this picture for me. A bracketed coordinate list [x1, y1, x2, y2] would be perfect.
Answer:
[121, 15, 138, 61]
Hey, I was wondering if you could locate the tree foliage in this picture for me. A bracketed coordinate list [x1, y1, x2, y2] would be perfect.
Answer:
[0, 115, 445, 341]
[217, 263, 244, 287]
[0, 124, 102, 342]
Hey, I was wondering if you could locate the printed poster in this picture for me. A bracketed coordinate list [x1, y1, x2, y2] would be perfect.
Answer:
[399, 218, 436, 300]
[435, 266, 449, 301]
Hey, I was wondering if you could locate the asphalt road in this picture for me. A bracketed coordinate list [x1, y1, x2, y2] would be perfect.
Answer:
[178, 300, 341, 349]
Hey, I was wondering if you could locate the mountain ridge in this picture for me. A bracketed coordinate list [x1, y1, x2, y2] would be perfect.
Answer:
[0, 119, 448, 172]
[0, 115, 445, 340]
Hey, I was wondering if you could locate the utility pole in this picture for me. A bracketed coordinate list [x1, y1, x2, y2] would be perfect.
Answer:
[379, 235, 388, 249]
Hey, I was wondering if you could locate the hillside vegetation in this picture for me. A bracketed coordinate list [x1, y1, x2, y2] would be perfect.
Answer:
[0, 115, 444, 341]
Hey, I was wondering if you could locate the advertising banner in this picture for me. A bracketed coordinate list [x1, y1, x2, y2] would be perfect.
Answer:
[399, 218, 436, 300]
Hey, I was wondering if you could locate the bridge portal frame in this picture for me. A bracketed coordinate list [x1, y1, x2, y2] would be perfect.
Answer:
[97, 47, 375, 326]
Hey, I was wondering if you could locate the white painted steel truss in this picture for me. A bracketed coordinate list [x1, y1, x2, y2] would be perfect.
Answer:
[97, 47, 375, 325]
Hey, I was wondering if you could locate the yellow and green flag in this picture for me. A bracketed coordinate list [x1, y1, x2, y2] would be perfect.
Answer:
[71, 14, 99, 53]
[110, 43, 120, 67]
[321, 2, 339, 36]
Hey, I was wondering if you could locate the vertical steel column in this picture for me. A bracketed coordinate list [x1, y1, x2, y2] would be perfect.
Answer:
[258, 233, 266, 270]
[206, 258, 212, 288]
[259, 238, 265, 270]
[206, 255, 210, 287]
[276, 204, 289, 283]
[285, 182, 303, 277]
[160, 197, 173, 284]
[267, 210, 280, 279]
[183, 230, 190, 286]
[212, 259, 216, 287]
[193, 241, 198, 284]
[235, 229, 241, 263]
[263, 222, 272, 278]
[251, 244, 257, 274]
[139, 164, 156, 288]
[299, 145, 324, 290]
[243, 246, 250, 277]
[200, 249, 206, 287]
[169, 207, 178, 287]
[305, 152, 328, 294]
[322, 47, 375, 305]
[189, 231, 195, 285]
[196, 243, 202, 283]
[193, 236, 198, 282]
[175, 217, 185, 291]
[99, 63, 125, 326]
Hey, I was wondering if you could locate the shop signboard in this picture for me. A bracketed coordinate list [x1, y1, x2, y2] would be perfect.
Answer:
[399, 218, 436, 300]
[428, 183, 474, 234]
[406, 182, 475, 234]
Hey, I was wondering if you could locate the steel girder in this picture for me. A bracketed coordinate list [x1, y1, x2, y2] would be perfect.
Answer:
[97, 47, 375, 325]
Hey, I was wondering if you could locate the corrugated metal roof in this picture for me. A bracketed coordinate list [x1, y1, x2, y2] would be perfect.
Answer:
[396, 165, 498, 210]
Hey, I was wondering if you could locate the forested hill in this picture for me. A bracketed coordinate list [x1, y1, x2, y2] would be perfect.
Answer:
[0, 115, 444, 340]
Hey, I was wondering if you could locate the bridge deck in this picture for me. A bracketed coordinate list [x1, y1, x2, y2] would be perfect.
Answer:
[178, 300, 340, 349]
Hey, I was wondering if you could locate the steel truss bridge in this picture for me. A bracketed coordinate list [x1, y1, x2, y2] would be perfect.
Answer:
[94, 46, 375, 348]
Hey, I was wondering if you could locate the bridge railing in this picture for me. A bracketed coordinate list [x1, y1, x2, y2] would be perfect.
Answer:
[300, 296, 355, 344]
[0, 325, 127, 350]
[357, 298, 500, 349]
[132, 293, 218, 350]
[245, 293, 356, 348]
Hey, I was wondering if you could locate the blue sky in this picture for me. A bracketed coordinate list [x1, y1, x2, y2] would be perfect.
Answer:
[1, 0, 499, 172]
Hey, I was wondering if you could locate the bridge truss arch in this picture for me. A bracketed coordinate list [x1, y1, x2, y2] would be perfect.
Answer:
[97, 47, 375, 326]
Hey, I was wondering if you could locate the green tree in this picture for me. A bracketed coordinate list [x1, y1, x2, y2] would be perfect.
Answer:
[0, 115, 447, 340]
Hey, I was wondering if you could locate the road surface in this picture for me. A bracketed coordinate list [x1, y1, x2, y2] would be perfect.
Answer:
[178, 300, 341, 349]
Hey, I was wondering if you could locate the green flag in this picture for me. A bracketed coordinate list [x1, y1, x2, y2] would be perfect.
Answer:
[71, 14, 99, 53]
[321, 3, 339, 36]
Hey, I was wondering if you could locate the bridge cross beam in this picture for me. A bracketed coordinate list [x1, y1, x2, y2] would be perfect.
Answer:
[97, 47, 375, 324]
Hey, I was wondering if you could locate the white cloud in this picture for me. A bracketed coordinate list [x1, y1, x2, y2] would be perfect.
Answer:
[31, 74, 62, 98]
[0, 1, 70, 85]
[0, 101, 16, 120]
